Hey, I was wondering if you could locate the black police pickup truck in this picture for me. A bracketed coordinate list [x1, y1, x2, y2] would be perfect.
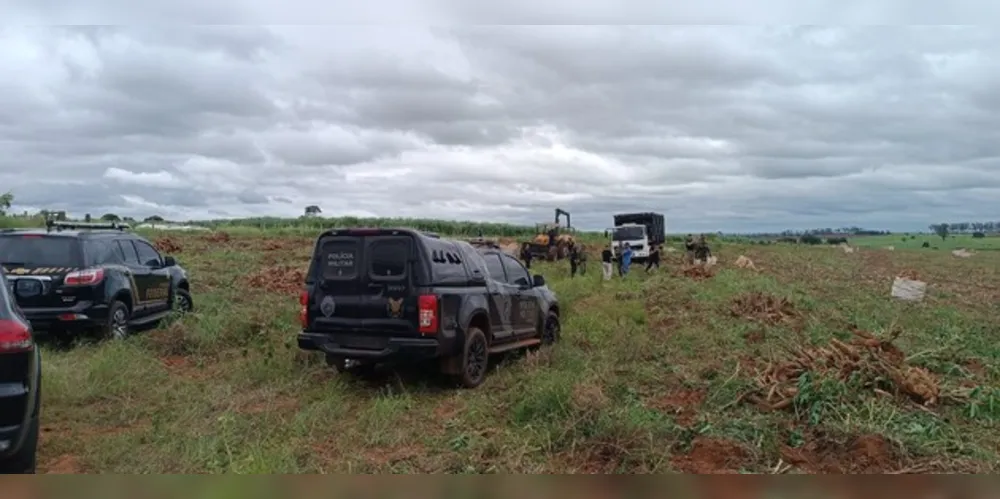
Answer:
[298, 228, 561, 388]
[0, 266, 41, 473]
[0, 221, 193, 340]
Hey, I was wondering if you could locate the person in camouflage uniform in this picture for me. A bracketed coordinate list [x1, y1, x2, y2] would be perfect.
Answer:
[684, 234, 696, 264]
[694, 234, 712, 261]
[568, 242, 581, 277]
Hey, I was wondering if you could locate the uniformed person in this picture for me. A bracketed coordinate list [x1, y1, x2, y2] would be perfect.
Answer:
[520, 242, 533, 269]
[684, 234, 696, 264]
[694, 234, 711, 261]
[645, 244, 661, 272]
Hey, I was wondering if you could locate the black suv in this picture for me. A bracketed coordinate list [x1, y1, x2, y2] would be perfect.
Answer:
[0, 267, 41, 473]
[297, 228, 561, 388]
[0, 221, 193, 340]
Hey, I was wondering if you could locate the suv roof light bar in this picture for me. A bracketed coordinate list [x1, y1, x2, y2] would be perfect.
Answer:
[46, 220, 131, 232]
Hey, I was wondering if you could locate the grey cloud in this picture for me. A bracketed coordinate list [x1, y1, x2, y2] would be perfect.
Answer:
[236, 190, 269, 205]
[2, 21, 1000, 232]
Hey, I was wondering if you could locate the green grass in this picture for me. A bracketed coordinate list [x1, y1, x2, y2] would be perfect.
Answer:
[31, 230, 1000, 473]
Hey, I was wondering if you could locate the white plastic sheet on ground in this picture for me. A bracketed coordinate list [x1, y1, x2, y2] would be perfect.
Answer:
[891, 277, 927, 302]
[951, 249, 974, 258]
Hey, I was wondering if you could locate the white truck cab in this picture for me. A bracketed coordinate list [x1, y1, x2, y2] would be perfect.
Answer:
[609, 223, 651, 261]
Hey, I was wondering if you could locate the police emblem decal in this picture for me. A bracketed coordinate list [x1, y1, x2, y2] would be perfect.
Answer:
[320, 296, 336, 317]
[387, 297, 403, 318]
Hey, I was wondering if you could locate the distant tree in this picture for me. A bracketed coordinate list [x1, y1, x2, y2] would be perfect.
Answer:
[304, 205, 322, 217]
[144, 215, 165, 223]
[930, 223, 949, 240]
[100, 213, 120, 221]
[84, 213, 92, 222]
[973, 232, 986, 239]
[0, 191, 12, 216]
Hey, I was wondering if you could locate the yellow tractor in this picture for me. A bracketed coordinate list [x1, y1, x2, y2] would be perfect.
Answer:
[524, 208, 576, 261]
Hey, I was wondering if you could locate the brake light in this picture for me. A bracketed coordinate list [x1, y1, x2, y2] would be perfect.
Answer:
[20, 235, 42, 239]
[64, 268, 105, 286]
[299, 290, 309, 328]
[347, 229, 380, 235]
[0, 319, 32, 352]
[418, 294, 439, 334]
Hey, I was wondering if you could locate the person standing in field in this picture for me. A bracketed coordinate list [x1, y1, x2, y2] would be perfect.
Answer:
[695, 234, 711, 262]
[520, 242, 533, 269]
[621, 243, 633, 276]
[684, 234, 696, 264]
[645, 244, 661, 272]
[601, 246, 613, 280]
[568, 242, 580, 278]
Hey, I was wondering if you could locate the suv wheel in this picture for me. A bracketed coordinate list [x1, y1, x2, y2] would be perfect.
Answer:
[173, 288, 194, 313]
[0, 378, 39, 474]
[104, 300, 130, 340]
[456, 327, 489, 388]
[542, 311, 560, 345]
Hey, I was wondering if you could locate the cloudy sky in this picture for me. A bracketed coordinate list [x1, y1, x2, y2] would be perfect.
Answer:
[1, 18, 998, 232]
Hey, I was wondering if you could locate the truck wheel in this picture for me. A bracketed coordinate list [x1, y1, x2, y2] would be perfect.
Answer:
[173, 288, 194, 313]
[455, 327, 489, 388]
[103, 301, 131, 340]
[541, 311, 560, 345]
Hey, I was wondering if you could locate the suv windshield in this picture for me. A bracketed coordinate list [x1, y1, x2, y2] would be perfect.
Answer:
[612, 226, 646, 241]
[0, 235, 81, 267]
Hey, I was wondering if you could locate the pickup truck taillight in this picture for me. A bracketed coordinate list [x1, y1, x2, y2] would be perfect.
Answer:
[299, 290, 309, 328]
[418, 294, 438, 334]
[0, 319, 32, 353]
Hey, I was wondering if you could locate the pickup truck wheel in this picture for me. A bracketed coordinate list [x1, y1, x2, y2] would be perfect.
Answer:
[542, 311, 560, 345]
[173, 288, 194, 313]
[103, 301, 130, 340]
[456, 327, 489, 388]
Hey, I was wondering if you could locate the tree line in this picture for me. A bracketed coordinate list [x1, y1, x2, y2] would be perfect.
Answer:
[3, 190, 998, 239]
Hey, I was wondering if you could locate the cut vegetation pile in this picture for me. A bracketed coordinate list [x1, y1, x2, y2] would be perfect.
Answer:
[203, 231, 231, 244]
[680, 264, 715, 280]
[246, 265, 305, 295]
[153, 236, 183, 253]
[748, 327, 942, 411]
[730, 291, 796, 325]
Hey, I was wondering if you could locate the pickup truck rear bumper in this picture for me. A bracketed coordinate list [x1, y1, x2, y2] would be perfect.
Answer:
[298, 332, 445, 360]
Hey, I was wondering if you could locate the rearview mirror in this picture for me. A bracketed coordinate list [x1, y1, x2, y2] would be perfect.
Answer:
[532, 274, 545, 287]
[163, 256, 176, 267]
